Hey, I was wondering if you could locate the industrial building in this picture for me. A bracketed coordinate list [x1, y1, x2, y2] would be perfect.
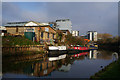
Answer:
[87, 31, 97, 41]
[4, 21, 56, 44]
[48, 22, 57, 30]
[72, 30, 79, 36]
[56, 19, 72, 33]
[0, 26, 7, 36]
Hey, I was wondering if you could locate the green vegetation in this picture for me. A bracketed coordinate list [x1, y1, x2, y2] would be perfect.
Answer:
[2, 36, 40, 47]
[90, 58, 120, 79]
[65, 33, 85, 46]
[97, 33, 119, 53]
[56, 30, 64, 42]
[97, 35, 119, 46]
[56, 30, 85, 46]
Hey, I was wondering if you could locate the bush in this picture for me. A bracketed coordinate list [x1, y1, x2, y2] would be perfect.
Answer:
[2, 36, 39, 46]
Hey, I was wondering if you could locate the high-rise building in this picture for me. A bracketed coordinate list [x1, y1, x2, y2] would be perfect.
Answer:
[72, 30, 79, 36]
[87, 31, 97, 41]
[56, 19, 72, 33]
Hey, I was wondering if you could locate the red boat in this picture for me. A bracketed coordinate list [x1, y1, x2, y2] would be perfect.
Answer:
[73, 46, 89, 50]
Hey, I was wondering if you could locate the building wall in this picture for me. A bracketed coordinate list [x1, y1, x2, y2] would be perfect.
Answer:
[6, 26, 56, 44]
[6, 27, 25, 36]
[72, 30, 79, 36]
[87, 31, 93, 41]
[90, 32, 92, 41]
[37, 26, 56, 43]
[56, 19, 72, 33]
[87, 31, 97, 41]
[6, 27, 17, 35]
[94, 32, 97, 41]
[18, 27, 25, 35]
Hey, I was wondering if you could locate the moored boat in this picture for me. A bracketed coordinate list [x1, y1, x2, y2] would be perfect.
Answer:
[89, 43, 98, 50]
[73, 46, 89, 50]
[48, 46, 67, 57]
[68, 45, 89, 51]
[48, 46, 66, 51]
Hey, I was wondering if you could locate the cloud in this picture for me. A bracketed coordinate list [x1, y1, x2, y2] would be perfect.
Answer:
[45, 2, 118, 35]
[2, 2, 48, 24]
[0, 1, 2, 26]
[2, 2, 118, 36]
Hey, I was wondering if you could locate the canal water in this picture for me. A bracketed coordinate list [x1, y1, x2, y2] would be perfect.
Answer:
[2, 50, 118, 78]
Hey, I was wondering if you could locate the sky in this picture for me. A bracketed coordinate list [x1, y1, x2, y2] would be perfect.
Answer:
[2, 2, 118, 36]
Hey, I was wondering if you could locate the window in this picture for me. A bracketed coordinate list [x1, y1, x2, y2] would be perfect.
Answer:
[48, 33, 49, 38]
[16, 27, 18, 32]
[41, 32, 43, 38]
[53, 34, 54, 39]
[88, 34, 90, 39]
[92, 32, 94, 41]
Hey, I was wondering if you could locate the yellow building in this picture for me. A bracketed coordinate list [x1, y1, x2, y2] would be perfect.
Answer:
[5, 21, 56, 44]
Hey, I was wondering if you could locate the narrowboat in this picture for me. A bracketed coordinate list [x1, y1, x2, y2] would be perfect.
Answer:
[68, 45, 90, 53]
[48, 46, 67, 57]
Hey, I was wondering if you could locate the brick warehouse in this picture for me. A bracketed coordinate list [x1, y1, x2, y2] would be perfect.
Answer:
[4, 21, 56, 44]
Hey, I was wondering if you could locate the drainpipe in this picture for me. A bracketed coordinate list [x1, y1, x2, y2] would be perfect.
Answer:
[38, 27, 40, 43]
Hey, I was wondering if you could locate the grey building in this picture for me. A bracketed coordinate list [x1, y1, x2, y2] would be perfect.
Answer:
[87, 31, 97, 41]
[56, 19, 72, 33]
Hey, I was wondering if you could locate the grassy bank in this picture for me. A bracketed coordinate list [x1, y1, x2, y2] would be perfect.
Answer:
[2, 36, 39, 47]
[90, 58, 120, 79]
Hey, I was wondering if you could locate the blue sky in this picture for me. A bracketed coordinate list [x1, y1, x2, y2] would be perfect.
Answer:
[2, 2, 118, 36]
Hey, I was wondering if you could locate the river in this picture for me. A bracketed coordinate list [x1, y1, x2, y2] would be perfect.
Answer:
[2, 50, 118, 78]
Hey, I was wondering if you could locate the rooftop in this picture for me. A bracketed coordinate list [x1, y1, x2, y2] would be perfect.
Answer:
[87, 31, 97, 32]
[5, 22, 28, 26]
[4, 21, 50, 27]
[56, 19, 70, 22]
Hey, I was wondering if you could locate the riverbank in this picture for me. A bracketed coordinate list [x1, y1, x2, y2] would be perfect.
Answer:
[2, 50, 46, 56]
[98, 45, 119, 53]
[90, 58, 120, 79]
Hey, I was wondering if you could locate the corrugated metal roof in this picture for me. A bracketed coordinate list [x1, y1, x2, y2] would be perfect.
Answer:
[5, 22, 28, 26]
[4, 21, 50, 27]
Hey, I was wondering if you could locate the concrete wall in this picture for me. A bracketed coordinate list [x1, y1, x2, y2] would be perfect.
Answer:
[56, 19, 72, 33]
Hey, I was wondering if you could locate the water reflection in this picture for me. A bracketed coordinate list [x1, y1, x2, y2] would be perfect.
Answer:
[48, 54, 67, 61]
[32, 61, 56, 77]
[2, 50, 118, 78]
[58, 64, 71, 72]
[89, 50, 98, 59]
